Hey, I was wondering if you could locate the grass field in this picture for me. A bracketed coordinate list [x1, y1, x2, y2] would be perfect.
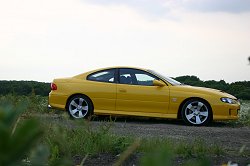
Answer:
[0, 95, 249, 165]
[238, 100, 250, 126]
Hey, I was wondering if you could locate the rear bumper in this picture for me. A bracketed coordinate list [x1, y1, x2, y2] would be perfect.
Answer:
[49, 92, 68, 110]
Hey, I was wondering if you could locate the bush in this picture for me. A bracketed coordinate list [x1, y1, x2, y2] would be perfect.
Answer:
[0, 99, 44, 165]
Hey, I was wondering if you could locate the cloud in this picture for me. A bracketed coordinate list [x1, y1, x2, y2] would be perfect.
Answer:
[0, 0, 250, 82]
[183, 0, 250, 13]
[83, 0, 171, 17]
[83, 0, 250, 17]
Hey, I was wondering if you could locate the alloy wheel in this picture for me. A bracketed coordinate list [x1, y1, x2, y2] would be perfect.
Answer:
[68, 97, 89, 119]
[183, 101, 209, 125]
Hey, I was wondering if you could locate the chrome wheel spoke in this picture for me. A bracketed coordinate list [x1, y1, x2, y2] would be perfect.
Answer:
[197, 102, 204, 111]
[187, 104, 195, 112]
[78, 111, 83, 118]
[72, 109, 78, 114]
[71, 101, 78, 108]
[82, 106, 88, 111]
[195, 116, 202, 124]
[186, 113, 195, 120]
[200, 111, 208, 117]
[79, 98, 84, 106]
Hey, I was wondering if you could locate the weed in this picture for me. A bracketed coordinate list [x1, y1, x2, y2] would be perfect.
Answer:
[41, 119, 133, 162]
[0, 99, 44, 165]
[238, 100, 250, 126]
[114, 139, 141, 166]
[175, 141, 194, 158]
[221, 100, 250, 127]
[140, 143, 173, 166]
[211, 144, 224, 156]
[138, 138, 172, 152]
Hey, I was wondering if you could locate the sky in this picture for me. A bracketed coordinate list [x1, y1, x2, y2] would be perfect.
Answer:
[0, 0, 250, 83]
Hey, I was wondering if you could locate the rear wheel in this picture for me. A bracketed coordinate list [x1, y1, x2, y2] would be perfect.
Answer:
[66, 95, 93, 119]
[181, 99, 212, 126]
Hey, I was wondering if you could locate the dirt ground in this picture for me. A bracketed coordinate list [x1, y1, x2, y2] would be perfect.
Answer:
[107, 118, 250, 151]
[46, 115, 250, 165]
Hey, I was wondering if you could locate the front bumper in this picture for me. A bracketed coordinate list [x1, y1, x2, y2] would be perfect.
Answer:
[212, 103, 240, 120]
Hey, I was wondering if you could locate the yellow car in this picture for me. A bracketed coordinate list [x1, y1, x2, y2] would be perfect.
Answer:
[49, 67, 240, 126]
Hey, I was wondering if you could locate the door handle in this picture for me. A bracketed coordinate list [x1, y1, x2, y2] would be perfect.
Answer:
[119, 89, 127, 92]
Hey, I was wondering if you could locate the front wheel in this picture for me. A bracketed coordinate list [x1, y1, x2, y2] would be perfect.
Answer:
[181, 99, 212, 126]
[66, 95, 93, 119]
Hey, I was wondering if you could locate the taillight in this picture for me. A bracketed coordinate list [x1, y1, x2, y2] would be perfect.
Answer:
[51, 83, 57, 90]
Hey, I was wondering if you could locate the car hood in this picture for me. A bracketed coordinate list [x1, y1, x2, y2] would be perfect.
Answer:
[174, 85, 237, 99]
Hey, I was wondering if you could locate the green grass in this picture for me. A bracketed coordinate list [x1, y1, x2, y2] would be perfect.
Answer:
[0, 99, 46, 166]
[0, 97, 132, 165]
[42, 120, 132, 157]
[0, 95, 249, 165]
[139, 138, 224, 159]
[39, 120, 135, 165]
[238, 100, 250, 126]
[0, 94, 49, 115]
[225, 100, 250, 127]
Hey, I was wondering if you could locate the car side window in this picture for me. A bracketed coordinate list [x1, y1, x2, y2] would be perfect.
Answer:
[87, 69, 115, 83]
[119, 69, 157, 86]
[135, 73, 155, 86]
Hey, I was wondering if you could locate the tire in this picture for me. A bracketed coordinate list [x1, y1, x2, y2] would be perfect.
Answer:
[181, 99, 212, 126]
[66, 95, 93, 119]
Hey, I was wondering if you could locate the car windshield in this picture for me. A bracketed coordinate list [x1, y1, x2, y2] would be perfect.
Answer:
[148, 70, 182, 86]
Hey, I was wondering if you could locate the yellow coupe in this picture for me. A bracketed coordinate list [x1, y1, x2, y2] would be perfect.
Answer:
[49, 67, 240, 126]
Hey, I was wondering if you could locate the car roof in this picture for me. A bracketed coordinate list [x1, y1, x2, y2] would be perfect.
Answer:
[74, 66, 149, 78]
[97, 66, 147, 71]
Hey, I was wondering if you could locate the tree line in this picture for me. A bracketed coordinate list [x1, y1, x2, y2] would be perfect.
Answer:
[0, 77, 249, 99]
[175, 76, 250, 100]
[0, 81, 50, 96]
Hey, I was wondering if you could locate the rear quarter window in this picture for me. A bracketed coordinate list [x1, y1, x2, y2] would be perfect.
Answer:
[87, 69, 115, 83]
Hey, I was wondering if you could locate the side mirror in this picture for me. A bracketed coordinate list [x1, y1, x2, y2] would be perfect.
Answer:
[153, 80, 165, 87]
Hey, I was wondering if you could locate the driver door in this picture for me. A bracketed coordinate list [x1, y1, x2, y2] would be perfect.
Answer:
[116, 68, 170, 114]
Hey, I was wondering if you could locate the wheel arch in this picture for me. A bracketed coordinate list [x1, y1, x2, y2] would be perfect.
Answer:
[177, 97, 213, 121]
[65, 93, 94, 112]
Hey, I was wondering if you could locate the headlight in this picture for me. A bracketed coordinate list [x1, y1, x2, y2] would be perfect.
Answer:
[220, 98, 237, 104]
